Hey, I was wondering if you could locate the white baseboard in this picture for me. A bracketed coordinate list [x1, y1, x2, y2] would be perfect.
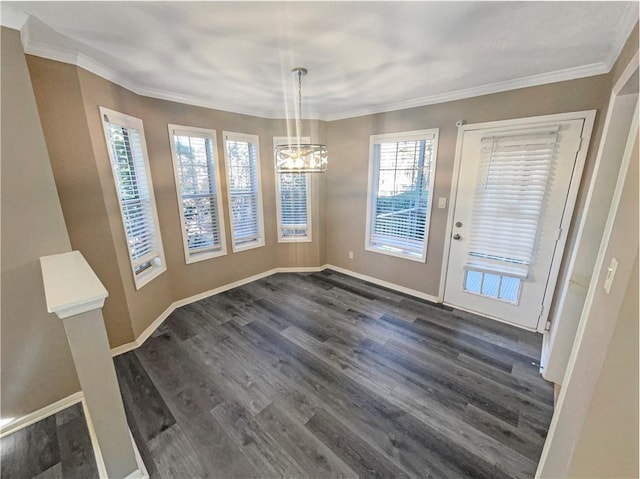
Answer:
[110, 263, 441, 358]
[325, 264, 440, 304]
[111, 265, 328, 357]
[0, 390, 83, 438]
[4, 264, 441, 439]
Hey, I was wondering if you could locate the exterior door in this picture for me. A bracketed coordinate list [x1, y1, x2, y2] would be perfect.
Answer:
[444, 116, 585, 330]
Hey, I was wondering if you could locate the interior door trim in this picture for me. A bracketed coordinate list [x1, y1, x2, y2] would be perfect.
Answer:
[438, 110, 597, 332]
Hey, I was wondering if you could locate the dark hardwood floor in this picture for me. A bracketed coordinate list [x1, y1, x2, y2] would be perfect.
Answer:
[0, 403, 99, 479]
[1, 270, 554, 478]
[118, 270, 554, 479]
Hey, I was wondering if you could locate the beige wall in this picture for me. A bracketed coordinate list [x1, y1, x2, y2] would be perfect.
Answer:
[75, 68, 174, 339]
[325, 76, 610, 297]
[0, 27, 79, 418]
[11, 23, 635, 429]
[567, 132, 639, 479]
[568, 251, 638, 479]
[610, 23, 639, 89]
[547, 23, 639, 336]
[26, 52, 615, 347]
[27, 58, 136, 347]
[28, 57, 327, 341]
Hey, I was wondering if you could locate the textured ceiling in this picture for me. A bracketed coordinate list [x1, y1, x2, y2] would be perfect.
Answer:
[3, 1, 638, 120]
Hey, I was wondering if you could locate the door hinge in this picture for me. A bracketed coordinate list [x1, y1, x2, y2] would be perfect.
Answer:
[575, 136, 583, 153]
[544, 319, 552, 332]
[556, 227, 563, 241]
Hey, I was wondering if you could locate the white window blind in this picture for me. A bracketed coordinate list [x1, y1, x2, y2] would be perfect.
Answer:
[100, 107, 165, 289]
[366, 130, 439, 262]
[278, 173, 309, 238]
[169, 125, 226, 263]
[274, 137, 311, 242]
[223, 132, 265, 251]
[467, 129, 560, 277]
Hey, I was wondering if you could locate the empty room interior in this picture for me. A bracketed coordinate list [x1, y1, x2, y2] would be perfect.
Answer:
[1, 2, 638, 478]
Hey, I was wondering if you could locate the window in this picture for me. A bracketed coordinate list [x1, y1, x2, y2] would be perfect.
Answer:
[168, 125, 226, 263]
[223, 132, 265, 252]
[365, 129, 439, 262]
[273, 137, 312, 242]
[100, 107, 165, 289]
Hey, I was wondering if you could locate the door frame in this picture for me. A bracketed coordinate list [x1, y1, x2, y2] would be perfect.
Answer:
[438, 110, 596, 332]
[541, 56, 639, 382]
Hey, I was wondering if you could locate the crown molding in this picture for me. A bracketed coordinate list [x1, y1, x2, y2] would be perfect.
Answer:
[323, 62, 610, 121]
[24, 35, 304, 120]
[14, 7, 630, 122]
[133, 83, 290, 120]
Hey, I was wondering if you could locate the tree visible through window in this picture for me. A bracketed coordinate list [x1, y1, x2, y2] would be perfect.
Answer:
[366, 129, 439, 262]
[223, 132, 265, 252]
[101, 107, 166, 289]
[169, 125, 226, 263]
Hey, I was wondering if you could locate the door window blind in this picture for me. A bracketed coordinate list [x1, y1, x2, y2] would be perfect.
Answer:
[101, 108, 165, 289]
[170, 126, 226, 262]
[367, 130, 438, 261]
[467, 129, 560, 277]
[224, 133, 264, 250]
[274, 137, 311, 241]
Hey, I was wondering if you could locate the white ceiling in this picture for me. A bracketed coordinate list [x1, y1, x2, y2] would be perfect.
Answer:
[2, 1, 638, 120]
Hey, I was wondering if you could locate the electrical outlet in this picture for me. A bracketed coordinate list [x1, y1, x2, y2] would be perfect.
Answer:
[348, 251, 354, 260]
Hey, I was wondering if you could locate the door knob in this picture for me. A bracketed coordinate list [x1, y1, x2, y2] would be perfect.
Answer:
[453, 234, 461, 240]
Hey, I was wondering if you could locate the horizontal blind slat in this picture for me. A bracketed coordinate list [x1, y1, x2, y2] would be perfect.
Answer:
[370, 137, 433, 256]
[106, 121, 160, 273]
[467, 130, 558, 270]
[226, 138, 262, 245]
[172, 133, 224, 254]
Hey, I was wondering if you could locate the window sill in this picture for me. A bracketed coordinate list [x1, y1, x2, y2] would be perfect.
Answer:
[365, 244, 426, 263]
[134, 264, 167, 291]
[277, 236, 312, 244]
[185, 247, 227, 264]
[231, 238, 266, 253]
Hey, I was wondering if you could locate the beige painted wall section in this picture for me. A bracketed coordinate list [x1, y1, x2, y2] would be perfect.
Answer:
[0, 27, 79, 418]
[27, 56, 135, 347]
[546, 25, 638, 337]
[325, 76, 610, 297]
[567, 251, 639, 479]
[75, 69, 173, 339]
[610, 22, 639, 89]
[137, 96, 325, 304]
[27, 57, 326, 342]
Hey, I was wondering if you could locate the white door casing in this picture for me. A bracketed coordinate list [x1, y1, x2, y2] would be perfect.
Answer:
[541, 58, 639, 383]
[441, 112, 596, 331]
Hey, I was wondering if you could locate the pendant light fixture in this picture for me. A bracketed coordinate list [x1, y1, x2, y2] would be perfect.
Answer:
[275, 67, 328, 173]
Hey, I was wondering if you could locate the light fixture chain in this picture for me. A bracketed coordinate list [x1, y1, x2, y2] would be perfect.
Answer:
[298, 69, 303, 134]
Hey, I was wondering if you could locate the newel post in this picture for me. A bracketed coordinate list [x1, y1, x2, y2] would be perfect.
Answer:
[40, 251, 146, 479]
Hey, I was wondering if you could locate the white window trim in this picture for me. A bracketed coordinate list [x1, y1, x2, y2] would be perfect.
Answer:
[168, 124, 227, 264]
[273, 136, 312, 243]
[223, 131, 266, 253]
[365, 128, 439, 263]
[100, 106, 166, 290]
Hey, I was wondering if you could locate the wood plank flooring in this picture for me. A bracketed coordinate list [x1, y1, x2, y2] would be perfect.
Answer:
[1, 270, 554, 478]
[0, 403, 99, 479]
[117, 270, 554, 478]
